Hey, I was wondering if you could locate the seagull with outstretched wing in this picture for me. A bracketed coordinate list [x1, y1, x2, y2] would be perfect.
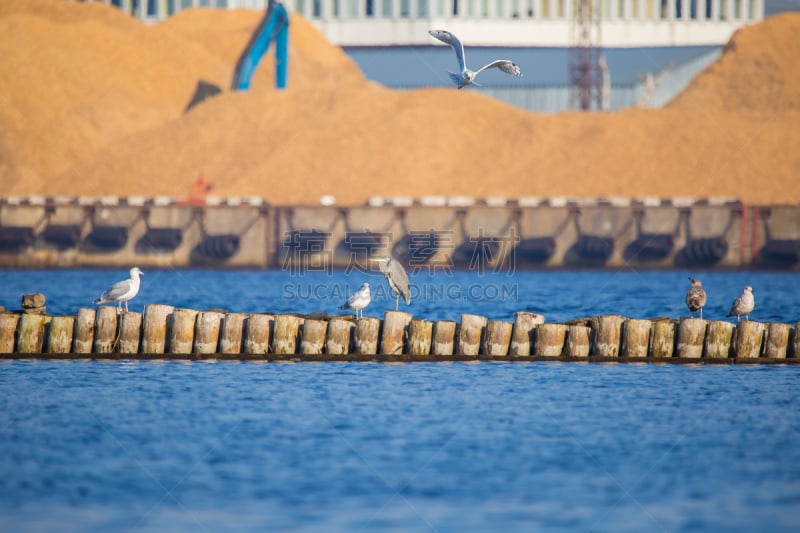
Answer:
[428, 29, 522, 89]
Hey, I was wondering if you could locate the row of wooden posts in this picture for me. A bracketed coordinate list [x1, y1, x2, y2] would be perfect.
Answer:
[1, 304, 798, 360]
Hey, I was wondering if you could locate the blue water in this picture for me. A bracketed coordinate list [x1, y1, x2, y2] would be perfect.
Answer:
[0, 269, 798, 323]
[0, 361, 799, 532]
[1, 270, 799, 531]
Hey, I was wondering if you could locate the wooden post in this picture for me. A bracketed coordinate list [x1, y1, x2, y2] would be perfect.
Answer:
[590, 315, 625, 357]
[408, 319, 433, 356]
[141, 304, 175, 354]
[326, 318, 354, 355]
[458, 314, 487, 356]
[0, 313, 20, 353]
[733, 321, 765, 359]
[47, 316, 75, 354]
[17, 314, 47, 353]
[704, 321, 734, 359]
[650, 319, 677, 358]
[677, 318, 707, 358]
[564, 325, 591, 357]
[300, 319, 328, 355]
[535, 323, 568, 356]
[509, 311, 544, 356]
[73, 308, 96, 354]
[764, 323, 791, 359]
[194, 311, 225, 355]
[355, 317, 380, 355]
[93, 306, 119, 354]
[484, 320, 512, 356]
[382, 311, 412, 355]
[219, 313, 247, 354]
[792, 322, 800, 358]
[621, 319, 651, 358]
[244, 314, 273, 354]
[431, 320, 456, 356]
[169, 309, 198, 354]
[273, 314, 303, 354]
[118, 312, 142, 354]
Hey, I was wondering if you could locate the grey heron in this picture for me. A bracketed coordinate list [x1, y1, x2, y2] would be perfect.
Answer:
[428, 29, 522, 89]
[371, 256, 411, 311]
[727, 286, 754, 322]
[94, 267, 143, 313]
[685, 277, 707, 318]
[339, 282, 371, 320]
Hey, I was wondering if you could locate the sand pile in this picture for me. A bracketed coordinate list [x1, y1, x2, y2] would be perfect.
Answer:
[0, 1, 798, 204]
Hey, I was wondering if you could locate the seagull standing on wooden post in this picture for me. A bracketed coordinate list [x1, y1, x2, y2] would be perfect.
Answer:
[94, 267, 144, 313]
[685, 277, 707, 319]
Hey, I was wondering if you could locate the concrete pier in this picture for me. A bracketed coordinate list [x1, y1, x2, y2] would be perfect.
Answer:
[2, 198, 798, 270]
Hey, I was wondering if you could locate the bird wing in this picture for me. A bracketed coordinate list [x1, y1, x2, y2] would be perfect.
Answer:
[728, 294, 744, 315]
[431, 30, 467, 72]
[101, 278, 134, 302]
[345, 286, 370, 308]
[387, 259, 411, 304]
[474, 60, 522, 77]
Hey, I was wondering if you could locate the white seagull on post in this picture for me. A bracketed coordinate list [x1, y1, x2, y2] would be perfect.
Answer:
[428, 29, 522, 89]
[727, 286, 754, 322]
[339, 282, 371, 320]
[94, 267, 143, 313]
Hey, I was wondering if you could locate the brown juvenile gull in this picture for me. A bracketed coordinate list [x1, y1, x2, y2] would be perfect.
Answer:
[726, 286, 754, 322]
[685, 277, 707, 318]
[94, 267, 143, 313]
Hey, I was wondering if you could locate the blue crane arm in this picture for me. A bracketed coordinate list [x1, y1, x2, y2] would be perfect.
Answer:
[231, 2, 289, 90]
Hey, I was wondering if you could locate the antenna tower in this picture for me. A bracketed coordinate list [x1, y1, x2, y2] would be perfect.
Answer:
[569, 0, 603, 110]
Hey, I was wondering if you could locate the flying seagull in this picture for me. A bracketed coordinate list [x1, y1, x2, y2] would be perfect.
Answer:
[371, 256, 411, 311]
[94, 267, 143, 313]
[428, 29, 522, 89]
[685, 277, 707, 319]
[339, 282, 371, 320]
[727, 286, 754, 322]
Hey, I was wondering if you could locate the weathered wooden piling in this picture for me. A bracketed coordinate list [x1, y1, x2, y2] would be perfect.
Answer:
[564, 325, 591, 357]
[16, 314, 47, 353]
[273, 314, 303, 354]
[326, 318, 354, 355]
[677, 318, 707, 358]
[484, 320, 513, 356]
[118, 312, 142, 354]
[509, 311, 544, 356]
[535, 323, 568, 356]
[793, 322, 800, 358]
[382, 311, 412, 355]
[621, 319, 652, 358]
[46, 316, 75, 354]
[194, 311, 225, 354]
[72, 308, 96, 354]
[408, 319, 433, 356]
[0, 313, 20, 353]
[93, 306, 119, 354]
[141, 304, 175, 354]
[458, 314, 487, 356]
[300, 318, 328, 355]
[244, 314, 273, 354]
[704, 321, 734, 359]
[590, 314, 625, 357]
[168, 308, 198, 354]
[764, 323, 791, 359]
[219, 313, 247, 354]
[733, 321, 765, 359]
[431, 320, 456, 356]
[352, 317, 378, 355]
[650, 319, 677, 358]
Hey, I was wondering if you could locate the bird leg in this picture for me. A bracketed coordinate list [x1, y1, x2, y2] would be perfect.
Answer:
[395, 294, 399, 312]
